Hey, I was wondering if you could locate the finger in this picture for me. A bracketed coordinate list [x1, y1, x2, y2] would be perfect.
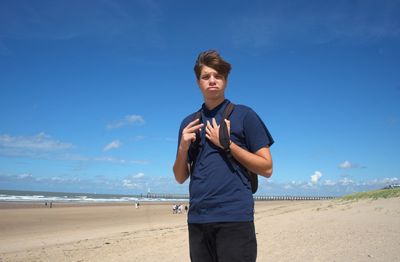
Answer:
[224, 119, 230, 127]
[224, 119, 230, 132]
[186, 118, 201, 129]
[212, 118, 218, 128]
[185, 123, 204, 133]
[183, 133, 196, 142]
[205, 122, 211, 134]
[187, 123, 204, 132]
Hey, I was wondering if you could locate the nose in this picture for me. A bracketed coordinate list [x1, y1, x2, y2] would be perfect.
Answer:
[209, 75, 216, 84]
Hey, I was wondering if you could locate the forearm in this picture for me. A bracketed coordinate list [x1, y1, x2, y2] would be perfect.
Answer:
[173, 119, 203, 184]
[230, 142, 273, 178]
[173, 147, 190, 184]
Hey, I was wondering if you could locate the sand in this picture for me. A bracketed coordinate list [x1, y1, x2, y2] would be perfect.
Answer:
[0, 198, 399, 262]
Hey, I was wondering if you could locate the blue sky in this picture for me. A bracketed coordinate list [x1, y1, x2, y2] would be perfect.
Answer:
[1, 0, 399, 196]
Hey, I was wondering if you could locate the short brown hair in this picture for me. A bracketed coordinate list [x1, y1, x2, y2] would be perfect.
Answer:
[194, 50, 232, 80]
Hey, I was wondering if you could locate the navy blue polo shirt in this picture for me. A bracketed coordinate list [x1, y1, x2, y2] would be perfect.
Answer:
[177, 99, 274, 223]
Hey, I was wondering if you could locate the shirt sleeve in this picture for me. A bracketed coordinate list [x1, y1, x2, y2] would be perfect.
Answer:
[243, 109, 274, 153]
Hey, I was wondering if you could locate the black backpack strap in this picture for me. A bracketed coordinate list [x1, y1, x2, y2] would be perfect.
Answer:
[219, 102, 237, 170]
[219, 102, 235, 152]
[188, 109, 202, 174]
[219, 102, 258, 194]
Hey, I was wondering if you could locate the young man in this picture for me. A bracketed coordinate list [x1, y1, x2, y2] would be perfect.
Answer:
[173, 50, 274, 262]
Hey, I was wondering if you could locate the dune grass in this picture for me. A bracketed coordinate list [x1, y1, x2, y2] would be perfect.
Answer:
[341, 187, 400, 201]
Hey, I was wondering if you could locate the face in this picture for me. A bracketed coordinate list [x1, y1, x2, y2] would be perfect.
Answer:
[197, 65, 227, 102]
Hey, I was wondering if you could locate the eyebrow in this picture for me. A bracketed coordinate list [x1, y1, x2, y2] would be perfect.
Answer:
[200, 71, 220, 76]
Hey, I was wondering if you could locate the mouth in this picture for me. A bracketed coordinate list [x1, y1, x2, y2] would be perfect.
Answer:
[207, 87, 218, 91]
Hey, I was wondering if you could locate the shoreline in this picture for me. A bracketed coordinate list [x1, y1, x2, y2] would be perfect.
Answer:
[0, 200, 188, 209]
[0, 198, 334, 209]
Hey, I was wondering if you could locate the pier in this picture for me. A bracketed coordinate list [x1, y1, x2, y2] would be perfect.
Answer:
[144, 193, 336, 201]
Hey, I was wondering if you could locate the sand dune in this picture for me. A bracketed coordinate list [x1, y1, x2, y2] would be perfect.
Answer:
[1, 198, 399, 261]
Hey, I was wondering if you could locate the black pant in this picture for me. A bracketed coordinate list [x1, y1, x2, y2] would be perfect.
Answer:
[188, 221, 257, 262]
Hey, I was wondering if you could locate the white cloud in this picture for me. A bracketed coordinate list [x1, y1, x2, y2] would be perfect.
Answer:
[339, 177, 354, 186]
[18, 173, 32, 179]
[0, 134, 140, 165]
[0, 133, 73, 151]
[245, 176, 400, 196]
[133, 172, 145, 179]
[323, 180, 336, 186]
[2, 170, 398, 197]
[311, 171, 323, 184]
[122, 179, 142, 190]
[0, 133, 73, 158]
[0, 172, 82, 185]
[338, 160, 362, 169]
[0, 133, 148, 164]
[365, 177, 399, 186]
[92, 156, 149, 165]
[107, 115, 145, 129]
[121, 172, 146, 189]
[339, 160, 352, 169]
[0, 133, 148, 165]
[283, 184, 292, 189]
[94, 156, 124, 163]
[51, 176, 66, 182]
[103, 140, 121, 152]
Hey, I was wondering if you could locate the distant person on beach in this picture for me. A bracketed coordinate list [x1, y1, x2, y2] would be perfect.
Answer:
[173, 50, 274, 262]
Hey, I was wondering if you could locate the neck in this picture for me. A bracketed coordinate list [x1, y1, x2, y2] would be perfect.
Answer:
[204, 97, 225, 110]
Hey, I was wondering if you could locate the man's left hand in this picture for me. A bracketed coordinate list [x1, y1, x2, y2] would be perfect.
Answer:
[205, 118, 230, 149]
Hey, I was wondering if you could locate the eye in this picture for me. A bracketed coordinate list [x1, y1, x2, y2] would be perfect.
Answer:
[215, 74, 223, 79]
[201, 75, 210, 80]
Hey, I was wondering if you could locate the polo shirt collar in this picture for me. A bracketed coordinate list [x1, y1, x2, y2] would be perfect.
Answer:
[202, 99, 230, 117]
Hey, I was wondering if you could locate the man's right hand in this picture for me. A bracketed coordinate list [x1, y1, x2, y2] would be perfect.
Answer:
[179, 118, 204, 152]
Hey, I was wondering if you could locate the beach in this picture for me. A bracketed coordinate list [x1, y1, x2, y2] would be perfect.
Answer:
[1, 198, 399, 261]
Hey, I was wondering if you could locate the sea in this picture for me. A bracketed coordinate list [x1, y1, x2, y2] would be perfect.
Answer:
[0, 189, 189, 203]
